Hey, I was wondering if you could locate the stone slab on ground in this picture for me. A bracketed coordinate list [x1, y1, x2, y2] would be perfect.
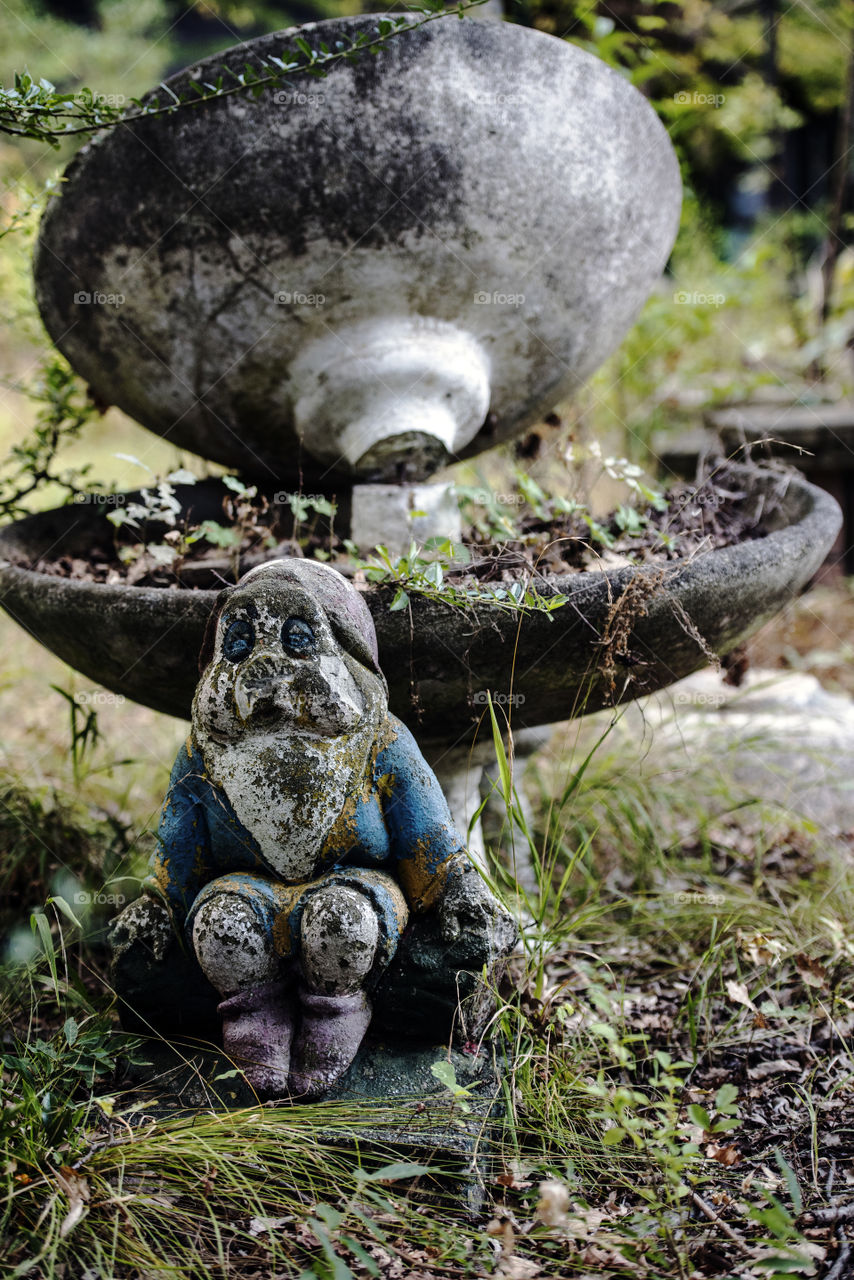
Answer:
[637, 667, 854, 835]
[121, 1035, 506, 1213]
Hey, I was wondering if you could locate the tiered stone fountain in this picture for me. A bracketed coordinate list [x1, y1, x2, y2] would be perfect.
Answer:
[0, 16, 841, 1131]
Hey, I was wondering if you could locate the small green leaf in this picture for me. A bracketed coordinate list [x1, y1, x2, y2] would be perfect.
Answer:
[63, 1017, 79, 1047]
[198, 520, 241, 548]
[51, 895, 82, 929]
[774, 1150, 803, 1215]
[315, 1203, 343, 1229]
[147, 542, 178, 566]
[423, 560, 443, 588]
[486, 694, 513, 805]
[430, 1060, 457, 1089]
[715, 1082, 739, 1113]
[688, 1104, 712, 1130]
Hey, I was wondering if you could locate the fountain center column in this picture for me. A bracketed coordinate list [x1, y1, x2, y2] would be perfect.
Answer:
[290, 317, 492, 482]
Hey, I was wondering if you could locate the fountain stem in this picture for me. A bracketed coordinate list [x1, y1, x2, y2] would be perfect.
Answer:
[290, 318, 492, 481]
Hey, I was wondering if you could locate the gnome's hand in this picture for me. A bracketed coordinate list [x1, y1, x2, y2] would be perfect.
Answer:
[437, 859, 514, 955]
[108, 893, 177, 963]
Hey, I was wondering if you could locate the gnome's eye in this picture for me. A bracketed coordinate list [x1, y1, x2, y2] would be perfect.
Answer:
[281, 616, 317, 656]
[222, 617, 255, 662]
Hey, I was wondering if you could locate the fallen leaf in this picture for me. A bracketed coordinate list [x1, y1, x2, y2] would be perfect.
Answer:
[56, 1166, 90, 1238]
[738, 931, 785, 966]
[747, 1058, 801, 1080]
[496, 1259, 541, 1279]
[497, 1161, 533, 1190]
[725, 980, 755, 1010]
[796, 953, 828, 989]
[248, 1215, 290, 1237]
[487, 1217, 516, 1254]
[564, 1206, 608, 1239]
[534, 1179, 570, 1228]
[706, 1142, 740, 1166]
[294, 1223, 320, 1249]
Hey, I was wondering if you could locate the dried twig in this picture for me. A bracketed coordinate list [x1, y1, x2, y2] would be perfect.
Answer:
[800, 1203, 854, 1226]
[689, 1191, 758, 1259]
[824, 1229, 850, 1280]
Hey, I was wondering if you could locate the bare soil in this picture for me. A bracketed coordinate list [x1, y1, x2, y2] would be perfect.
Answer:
[24, 464, 774, 591]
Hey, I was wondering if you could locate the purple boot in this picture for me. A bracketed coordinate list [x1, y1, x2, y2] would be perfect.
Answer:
[288, 986, 372, 1099]
[218, 979, 295, 1098]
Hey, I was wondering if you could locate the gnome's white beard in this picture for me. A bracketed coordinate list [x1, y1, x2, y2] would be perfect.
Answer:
[195, 674, 384, 883]
[199, 731, 371, 881]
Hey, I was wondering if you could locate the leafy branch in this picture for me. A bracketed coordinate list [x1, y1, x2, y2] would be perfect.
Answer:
[0, 1, 484, 148]
[0, 358, 102, 522]
[354, 538, 571, 617]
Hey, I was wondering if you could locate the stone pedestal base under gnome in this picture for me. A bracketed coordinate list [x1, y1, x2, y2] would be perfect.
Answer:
[110, 559, 516, 1099]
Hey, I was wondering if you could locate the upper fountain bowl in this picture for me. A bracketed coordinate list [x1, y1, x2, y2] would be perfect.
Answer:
[33, 15, 681, 487]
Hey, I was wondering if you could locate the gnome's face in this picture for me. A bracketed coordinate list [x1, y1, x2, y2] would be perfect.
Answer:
[194, 571, 386, 747]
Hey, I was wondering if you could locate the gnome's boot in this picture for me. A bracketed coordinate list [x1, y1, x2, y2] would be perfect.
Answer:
[288, 985, 372, 1099]
[218, 979, 295, 1098]
[289, 885, 380, 1097]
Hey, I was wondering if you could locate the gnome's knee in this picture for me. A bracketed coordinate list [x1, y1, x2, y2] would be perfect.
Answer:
[300, 887, 379, 996]
[192, 893, 279, 997]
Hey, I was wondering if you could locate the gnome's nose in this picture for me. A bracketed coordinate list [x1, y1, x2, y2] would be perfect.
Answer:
[234, 653, 286, 723]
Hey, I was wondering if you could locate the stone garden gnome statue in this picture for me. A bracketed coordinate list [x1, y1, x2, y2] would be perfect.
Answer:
[113, 558, 513, 1100]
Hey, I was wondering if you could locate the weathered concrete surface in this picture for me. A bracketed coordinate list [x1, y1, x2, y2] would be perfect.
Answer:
[350, 481, 462, 557]
[119, 1035, 506, 1212]
[0, 466, 842, 737]
[639, 667, 854, 835]
[34, 15, 680, 485]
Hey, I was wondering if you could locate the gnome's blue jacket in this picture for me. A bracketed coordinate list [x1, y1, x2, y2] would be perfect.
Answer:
[144, 714, 467, 959]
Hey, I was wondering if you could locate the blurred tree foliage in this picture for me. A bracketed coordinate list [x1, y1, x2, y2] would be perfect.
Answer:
[511, 0, 852, 247]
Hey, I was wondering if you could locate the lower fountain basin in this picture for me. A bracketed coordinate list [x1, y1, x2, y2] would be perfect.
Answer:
[0, 465, 840, 742]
